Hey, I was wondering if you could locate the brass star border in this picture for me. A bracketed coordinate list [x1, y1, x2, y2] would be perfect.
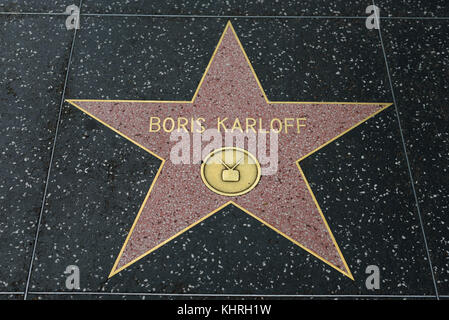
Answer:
[67, 21, 392, 280]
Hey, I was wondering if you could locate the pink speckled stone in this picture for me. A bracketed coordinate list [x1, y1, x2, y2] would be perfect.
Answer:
[72, 25, 387, 275]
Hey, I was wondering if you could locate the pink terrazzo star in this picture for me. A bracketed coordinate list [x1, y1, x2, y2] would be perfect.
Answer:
[67, 22, 391, 279]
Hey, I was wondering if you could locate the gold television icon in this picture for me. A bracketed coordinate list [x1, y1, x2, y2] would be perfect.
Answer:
[222, 169, 240, 182]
